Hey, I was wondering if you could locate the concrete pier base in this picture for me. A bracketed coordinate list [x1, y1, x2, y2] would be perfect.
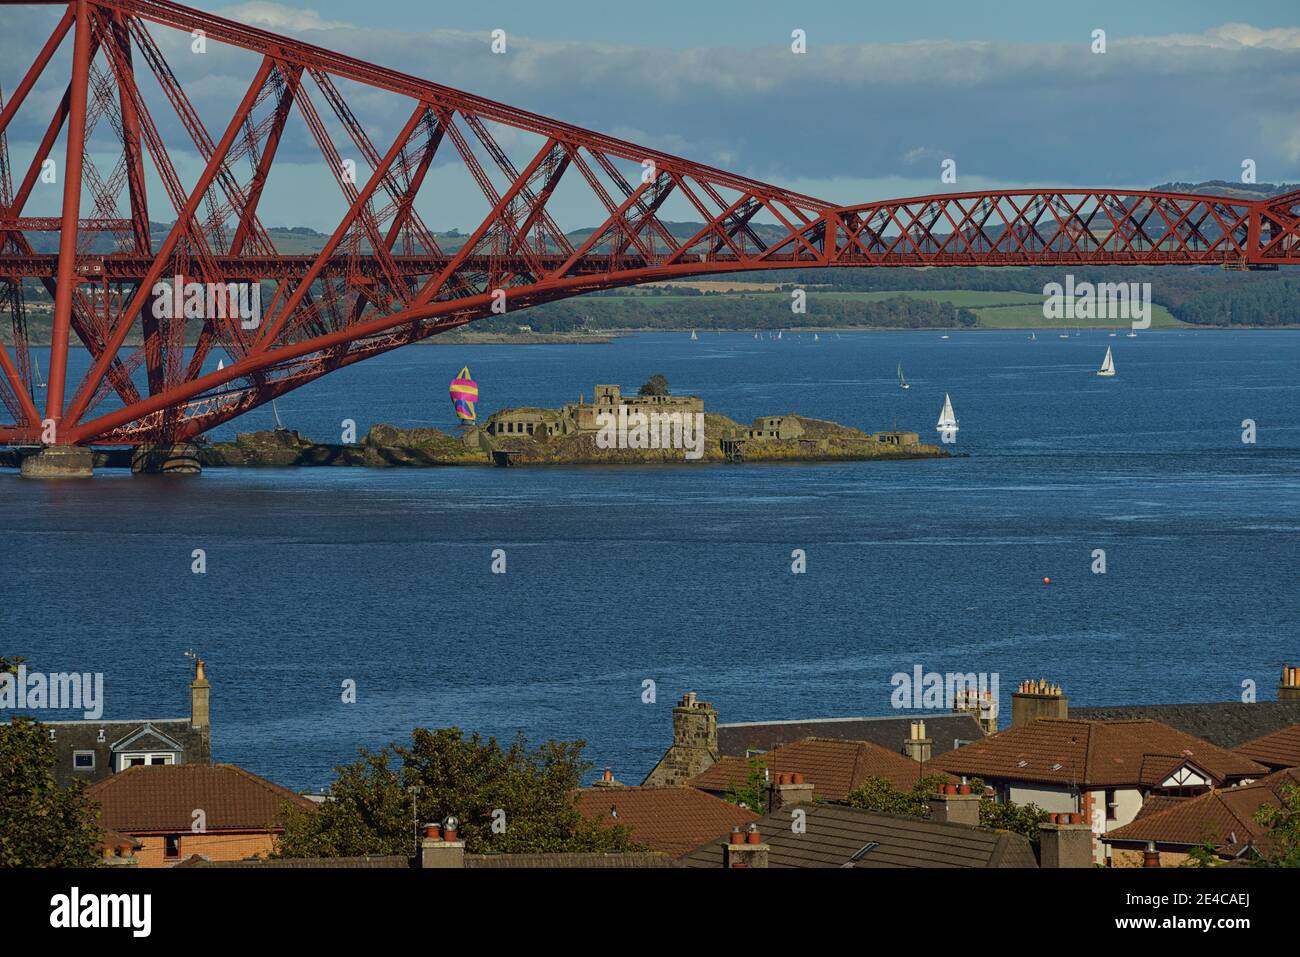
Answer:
[20, 445, 94, 479]
[131, 443, 202, 475]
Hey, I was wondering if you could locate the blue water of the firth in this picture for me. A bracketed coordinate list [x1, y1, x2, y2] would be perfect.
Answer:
[4, 329, 1300, 791]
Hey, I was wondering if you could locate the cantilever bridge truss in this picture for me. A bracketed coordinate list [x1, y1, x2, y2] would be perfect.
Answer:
[1, 0, 1299, 447]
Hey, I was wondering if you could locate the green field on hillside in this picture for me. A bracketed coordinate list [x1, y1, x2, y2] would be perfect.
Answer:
[604, 287, 1186, 328]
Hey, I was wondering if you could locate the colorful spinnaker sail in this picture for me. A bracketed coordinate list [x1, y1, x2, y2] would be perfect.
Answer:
[450, 366, 478, 422]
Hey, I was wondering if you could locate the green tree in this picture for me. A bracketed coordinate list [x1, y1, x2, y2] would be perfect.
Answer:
[724, 754, 768, 814]
[846, 773, 951, 816]
[277, 728, 641, 857]
[1253, 783, 1300, 867]
[0, 698, 102, 867]
[846, 773, 1048, 844]
[638, 373, 670, 396]
[978, 794, 1050, 844]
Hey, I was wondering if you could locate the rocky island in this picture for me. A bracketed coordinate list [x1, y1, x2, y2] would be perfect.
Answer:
[197, 376, 949, 469]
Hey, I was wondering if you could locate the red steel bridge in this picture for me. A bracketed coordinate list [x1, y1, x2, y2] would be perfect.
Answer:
[1, 0, 1299, 448]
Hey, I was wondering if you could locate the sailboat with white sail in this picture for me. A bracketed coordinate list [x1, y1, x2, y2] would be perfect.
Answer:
[936, 393, 958, 436]
[1097, 345, 1116, 377]
[897, 363, 910, 390]
[32, 352, 46, 390]
[690, 329, 698, 341]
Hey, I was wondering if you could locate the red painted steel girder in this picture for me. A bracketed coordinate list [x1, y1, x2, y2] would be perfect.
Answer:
[0, 0, 1292, 448]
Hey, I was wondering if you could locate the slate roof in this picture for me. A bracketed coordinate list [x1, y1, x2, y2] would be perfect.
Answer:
[1234, 721, 1300, 770]
[575, 786, 758, 857]
[180, 852, 681, 868]
[686, 737, 955, 802]
[466, 852, 681, 868]
[177, 854, 410, 868]
[27, 717, 211, 787]
[88, 763, 315, 833]
[682, 802, 1039, 868]
[931, 719, 1267, 788]
[718, 713, 983, 759]
[1103, 767, 1300, 856]
[1072, 701, 1300, 749]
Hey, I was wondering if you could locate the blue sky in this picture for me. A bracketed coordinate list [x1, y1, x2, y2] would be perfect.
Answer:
[2, 0, 1299, 230]
[257, 0, 1300, 48]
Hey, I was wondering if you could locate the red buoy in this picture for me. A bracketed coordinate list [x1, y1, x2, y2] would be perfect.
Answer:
[1042, 577, 1052, 584]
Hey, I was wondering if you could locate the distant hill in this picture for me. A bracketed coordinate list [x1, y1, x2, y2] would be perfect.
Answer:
[1148, 180, 1297, 201]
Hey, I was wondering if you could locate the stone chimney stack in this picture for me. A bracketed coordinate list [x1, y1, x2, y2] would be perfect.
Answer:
[767, 772, 814, 812]
[1011, 678, 1067, 728]
[724, 824, 769, 868]
[927, 781, 981, 827]
[1038, 814, 1093, 868]
[903, 719, 933, 764]
[1280, 665, 1300, 701]
[642, 692, 720, 786]
[190, 658, 210, 730]
[419, 821, 466, 869]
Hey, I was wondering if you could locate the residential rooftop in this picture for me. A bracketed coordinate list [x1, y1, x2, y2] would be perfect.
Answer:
[682, 802, 1039, 869]
[931, 718, 1268, 788]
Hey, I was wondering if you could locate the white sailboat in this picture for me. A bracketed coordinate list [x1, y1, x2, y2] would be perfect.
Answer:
[32, 352, 46, 390]
[936, 393, 959, 436]
[897, 363, 910, 390]
[1097, 345, 1116, 377]
[940, 333, 950, 340]
[1126, 328, 1137, 338]
[813, 333, 819, 342]
[690, 329, 698, 341]
[1028, 331, 1036, 342]
[777, 330, 782, 340]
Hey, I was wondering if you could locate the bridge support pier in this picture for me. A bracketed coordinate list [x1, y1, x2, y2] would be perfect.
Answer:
[131, 443, 202, 475]
[20, 445, 94, 479]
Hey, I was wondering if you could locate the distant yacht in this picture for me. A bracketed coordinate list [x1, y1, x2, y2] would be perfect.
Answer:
[940, 333, 950, 340]
[1108, 329, 1117, 338]
[898, 363, 910, 390]
[936, 393, 959, 435]
[690, 329, 698, 341]
[777, 330, 782, 340]
[1028, 331, 1036, 341]
[32, 352, 46, 390]
[1126, 328, 1138, 338]
[1097, 345, 1116, 377]
[1058, 331, 1069, 339]
[813, 333, 819, 342]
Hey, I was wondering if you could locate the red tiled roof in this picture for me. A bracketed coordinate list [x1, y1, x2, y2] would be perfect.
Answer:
[684, 737, 954, 802]
[1234, 721, 1300, 770]
[87, 763, 316, 834]
[1104, 767, 1300, 855]
[931, 719, 1267, 788]
[574, 786, 757, 857]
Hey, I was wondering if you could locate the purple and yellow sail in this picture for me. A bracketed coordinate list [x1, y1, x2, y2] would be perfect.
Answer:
[450, 366, 478, 422]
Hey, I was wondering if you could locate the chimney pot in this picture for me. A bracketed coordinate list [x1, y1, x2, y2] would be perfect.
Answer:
[791, 772, 804, 785]
[1143, 840, 1161, 868]
[729, 827, 745, 846]
[746, 824, 762, 845]
[423, 823, 441, 840]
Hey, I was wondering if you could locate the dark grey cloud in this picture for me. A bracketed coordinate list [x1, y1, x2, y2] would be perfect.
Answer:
[2, 2, 1297, 223]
